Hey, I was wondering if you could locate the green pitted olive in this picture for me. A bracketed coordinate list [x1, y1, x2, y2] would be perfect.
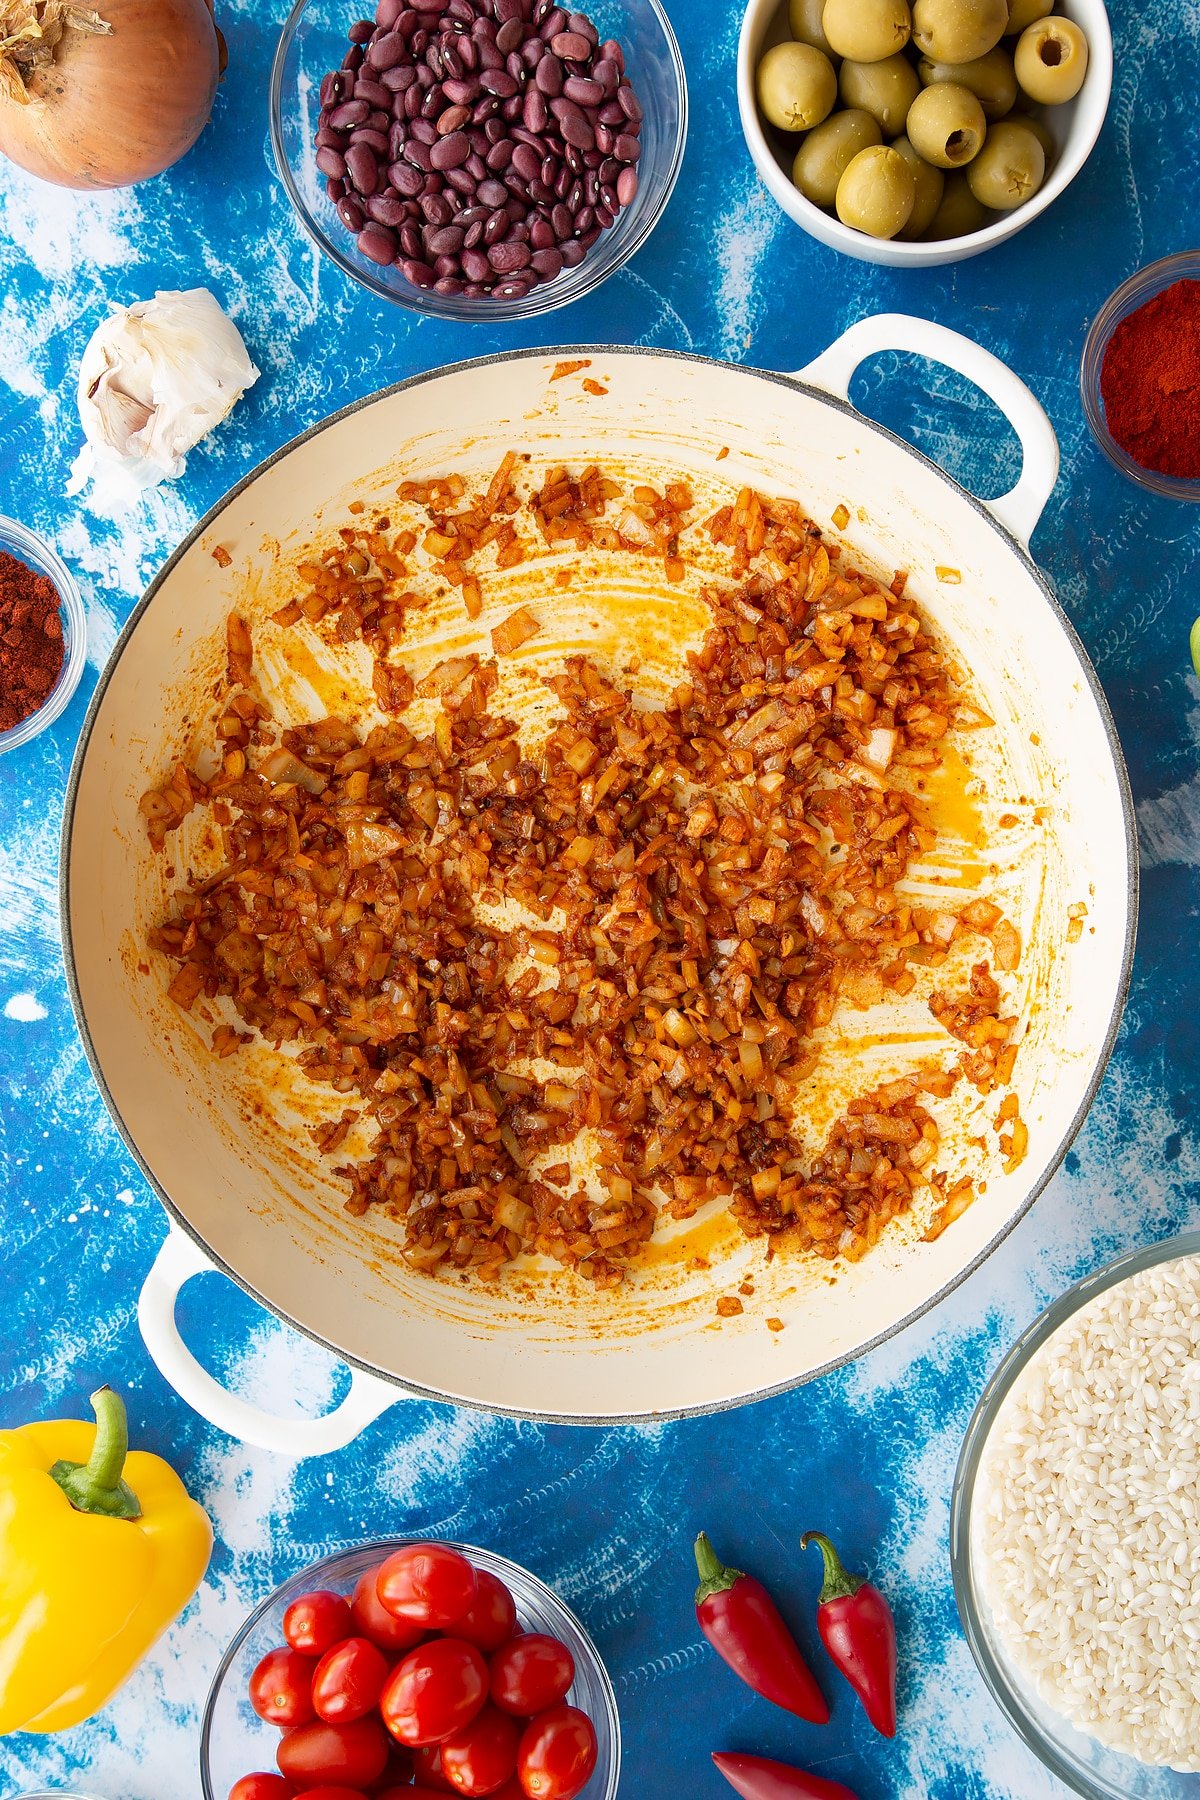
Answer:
[923, 167, 991, 236]
[756, 40, 839, 131]
[1004, 0, 1052, 35]
[789, 0, 839, 57]
[906, 81, 987, 165]
[839, 51, 921, 134]
[965, 116, 1045, 206]
[835, 142, 917, 236]
[1011, 107, 1056, 158]
[822, 0, 912, 63]
[1014, 15, 1089, 103]
[918, 46, 1017, 117]
[893, 134, 946, 236]
[792, 107, 883, 207]
[912, 0, 1007, 64]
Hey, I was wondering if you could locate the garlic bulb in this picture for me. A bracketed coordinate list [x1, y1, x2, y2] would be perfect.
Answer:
[67, 288, 260, 507]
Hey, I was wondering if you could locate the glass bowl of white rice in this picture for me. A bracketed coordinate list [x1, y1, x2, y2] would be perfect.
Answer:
[952, 1232, 1200, 1800]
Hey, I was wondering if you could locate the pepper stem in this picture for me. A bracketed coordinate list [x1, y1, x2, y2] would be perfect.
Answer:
[801, 1530, 864, 1604]
[49, 1386, 142, 1520]
[693, 1531, 744, 1605]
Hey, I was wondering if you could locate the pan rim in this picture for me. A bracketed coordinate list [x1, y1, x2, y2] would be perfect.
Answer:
[59, 340, 1139, 1427]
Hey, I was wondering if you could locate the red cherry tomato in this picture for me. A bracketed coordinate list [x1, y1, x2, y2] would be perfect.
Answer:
[249, 1646, 316, 1727]
[229, 1778, 296, 1800]
[277, 1718, 390, 1789]
[455, 1570, 518, 1655]
[351, 1565, 428, 1654]
[311, 1636, 390, 1724]
[289, 1790, 368, 1799]
[440, 1704, 520, 1796]
[283, 1589, 354, 1658]
[376, 1543, 478, 1629]
[516, 1705, 598, 1800]
[410, 1745, 454, 1790]
[489, 1636, 575, 1718]
[380, 1637, 489, 1747]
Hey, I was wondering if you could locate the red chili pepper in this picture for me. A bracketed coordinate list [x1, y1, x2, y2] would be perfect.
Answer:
[693, 1532, 828, 1724]
[801, 1530, 897, 1738]
[712, 1751, 861, 1800]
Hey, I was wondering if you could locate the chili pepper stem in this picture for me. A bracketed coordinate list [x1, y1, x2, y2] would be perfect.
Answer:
[49, 1386, 142, 1520]
[801, 1531, 864, 1604]
[693, 1532, 745, 1604]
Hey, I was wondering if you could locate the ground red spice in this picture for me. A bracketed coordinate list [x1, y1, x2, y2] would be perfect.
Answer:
[1099, 278, 1200, 479]
[0, 549, 65, 732]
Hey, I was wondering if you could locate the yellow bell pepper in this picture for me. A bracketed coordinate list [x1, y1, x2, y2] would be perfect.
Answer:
[0, 1384, 212, 1734]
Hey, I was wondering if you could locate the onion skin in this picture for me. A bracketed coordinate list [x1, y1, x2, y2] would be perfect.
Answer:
[0, 0, 221, 189]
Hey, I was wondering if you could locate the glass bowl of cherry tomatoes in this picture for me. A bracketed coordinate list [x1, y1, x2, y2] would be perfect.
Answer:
[201, 1538, 620, 1800]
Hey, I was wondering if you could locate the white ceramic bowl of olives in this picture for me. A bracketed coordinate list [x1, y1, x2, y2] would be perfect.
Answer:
[737, 0, 1112, 264]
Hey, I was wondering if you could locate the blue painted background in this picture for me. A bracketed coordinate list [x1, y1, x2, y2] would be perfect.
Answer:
[2, 0, 1199, 1794]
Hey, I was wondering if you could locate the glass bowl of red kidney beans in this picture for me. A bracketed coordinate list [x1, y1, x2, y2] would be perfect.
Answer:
[201, 1538, 621, 1799]
[269, 0, 685, 317]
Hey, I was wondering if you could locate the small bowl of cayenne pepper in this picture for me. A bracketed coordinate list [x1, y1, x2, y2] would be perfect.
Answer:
[0, 516, 87, 753]
[1081, 249, 1200, 502]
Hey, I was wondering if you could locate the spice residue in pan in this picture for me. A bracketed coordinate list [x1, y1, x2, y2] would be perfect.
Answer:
[138, 458, 1029, 1291]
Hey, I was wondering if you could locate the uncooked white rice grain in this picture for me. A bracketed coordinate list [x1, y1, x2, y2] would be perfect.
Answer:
[974, 1254, 1200, 1771]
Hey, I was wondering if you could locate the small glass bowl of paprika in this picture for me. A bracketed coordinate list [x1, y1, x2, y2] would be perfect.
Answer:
[0, 516, 88, 754]
[1080, 250, 1200, 503]
[200, 1538, 620, 1800]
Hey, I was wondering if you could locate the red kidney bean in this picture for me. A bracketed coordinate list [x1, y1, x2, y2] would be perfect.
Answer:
[356, 75, 393, 106]
[495, 0, 527, 19]
[396, 6, 417, 28]
[426, 223, 465, 253]
[495, 15, 523, 52]
[342, 43, 365, 68]
[316, 122, 342, 148]
[358, 222, 397, 260]
[486, 137, 514, 170]
[616, 165, 637, 206]
[534, 51, 562, 94]
[578, 222, 600, 246]
[354, 126, 391, 152]
[590, 56, 616, 93]
[377, 0, 404, 26]
[471, 96, 499, 122]
[613, 132, 640, 162]
[442, 43, 464, 79]
[539, 8, 567, 40]
[560, 235, 585, 265]
[495, 276, 532, 297]
[435, 276, 465, 293]
[564, 74, 601, 104]
[477, 176, 508, 205]
[437, 102, 471, 132]
[505, 49, 525, 79]
[445, 166, 476, 193]
[583, 168, 598, 202]
[368, 28, 407, 66]
[462, 246, 491, 279]
[522, 85, 547, 131]
[574, 202, 593, 231]
[349, 18, 373, 41]
[527, 178, 553, 203]
[550, 199, 572, 235]
[480, 66, 518, 96]
[466, 150, 487, 177]
[489, 238, 530, 271]
[594, 122, 613, 153]
[429, 129, 469, 167]
[399, 220, 423, 254]
[432, 253, 459, 276]
[347, 142, 382, 192]
[550, 30, 588, 58]
[568, 11, 597, 37]
[617, 83, 641, 122]
[477, 35, 503, 69]
[501, 94, 522, 119]
[320, 70, 345, 104]
[337, 195, 365, 229]
[403, 82, 421, 116]
[391, 160, 425, 194]
[382, 62, 417, 90]
[317, 145, 348, 177]
[459, 34, 478, 68]
[540, 150, 558, 182]
[483, 207, 508, 242]
[368, 191, 409, 224]
[522, 35, 544, 65]
[420, 190, 454, 222]
[529, 216, 554, 248]
[402, 257, 435, 284]
[531, 245, 563, 277]
[410, 115, 437, 142]
[403, 139, 433, 169]
[329, 96, 369, 127]
[595, 99, 622, 124]
[509, 141, 538, 182]
[462, 220, 485, 249]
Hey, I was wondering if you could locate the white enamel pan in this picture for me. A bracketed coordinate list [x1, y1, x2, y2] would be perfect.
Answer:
[62, 314, 1137, 1456]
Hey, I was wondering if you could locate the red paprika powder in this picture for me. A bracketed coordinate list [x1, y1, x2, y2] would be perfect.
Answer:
[1099, 278, 1200, 479]
[0, 549, 66, 733]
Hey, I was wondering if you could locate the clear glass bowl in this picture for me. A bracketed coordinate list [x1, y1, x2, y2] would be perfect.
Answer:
[0, 516, 87, 755]
[201, 1539, 621, 1799]
[1080, 251, 1200, 502]
[952, 1232, 1200, 1800]
[268, 0, 687, 321]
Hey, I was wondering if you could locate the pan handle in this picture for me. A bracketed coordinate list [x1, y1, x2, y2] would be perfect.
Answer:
[797, 312, 1060, 546]
[138, 1228, 402, 1458]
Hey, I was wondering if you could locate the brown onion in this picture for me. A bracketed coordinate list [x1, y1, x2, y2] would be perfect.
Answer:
[0, 0, 222, 189]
